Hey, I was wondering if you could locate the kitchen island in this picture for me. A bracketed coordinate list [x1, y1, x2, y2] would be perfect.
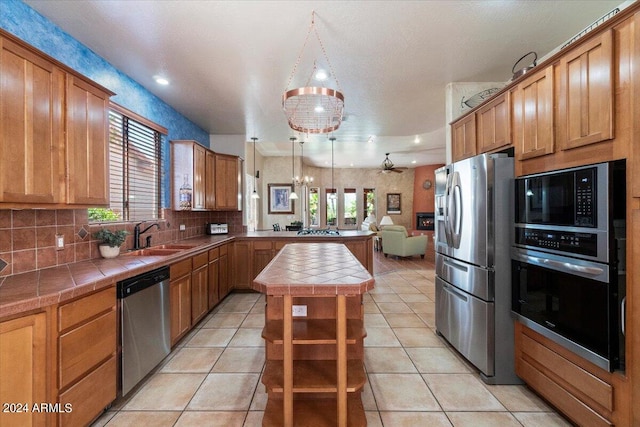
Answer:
[234, 230, 374, 291]
[253, 242, 375, 427]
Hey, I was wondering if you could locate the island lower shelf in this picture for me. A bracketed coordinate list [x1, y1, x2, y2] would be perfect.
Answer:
[253, 243, 374, 427]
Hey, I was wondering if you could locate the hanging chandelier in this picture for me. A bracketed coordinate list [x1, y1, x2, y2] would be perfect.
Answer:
[251, 137, 260, 199]
[292, 139, 313, 187]
[282, 11, 344, 134]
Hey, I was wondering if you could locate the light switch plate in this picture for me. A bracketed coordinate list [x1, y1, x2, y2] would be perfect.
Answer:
[292, 305, 307, 317]
[55, 234, 64, 250]
[179, 224, 186, 231]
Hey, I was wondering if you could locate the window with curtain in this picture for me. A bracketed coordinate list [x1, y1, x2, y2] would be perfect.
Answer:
[89, 104, 166, 222]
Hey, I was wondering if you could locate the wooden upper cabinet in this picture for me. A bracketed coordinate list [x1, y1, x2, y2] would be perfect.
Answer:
[214, 153, 239, 210]
[66, 75, 111, 205]
[0, 31, 113, 208]
[476, 92, 510, 153]
[558, 29, 614, 150]
[0, 36, 64, 205]
[511, 64, 555, 160]
[205, 150, 216, 210]
[171, 140, 209, 211]
[193, 143, 206, 210]
[451, 113, 476, 162]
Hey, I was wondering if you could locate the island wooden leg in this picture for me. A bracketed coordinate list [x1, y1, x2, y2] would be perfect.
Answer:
[336, 294, 347, 427]
[283, 295, 293, 427]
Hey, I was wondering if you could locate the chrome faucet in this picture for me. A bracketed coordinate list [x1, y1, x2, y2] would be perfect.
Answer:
[133, 222, 160, 250]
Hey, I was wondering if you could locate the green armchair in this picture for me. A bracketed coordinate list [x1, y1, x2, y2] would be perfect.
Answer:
[380, 225, 428, 259]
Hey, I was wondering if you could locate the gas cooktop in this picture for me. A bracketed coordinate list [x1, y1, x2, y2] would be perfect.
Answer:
[296, 229, 340, 236]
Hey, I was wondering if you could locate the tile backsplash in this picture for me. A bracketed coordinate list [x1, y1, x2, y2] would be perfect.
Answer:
[0, 208, 243, 277]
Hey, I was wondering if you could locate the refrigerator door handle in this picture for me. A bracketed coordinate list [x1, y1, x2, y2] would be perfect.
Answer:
[443, 172, 453, 246]
[449, 171, 462, 248]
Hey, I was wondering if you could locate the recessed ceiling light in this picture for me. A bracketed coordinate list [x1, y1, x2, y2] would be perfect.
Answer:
[350, 163, 354, 167]
[154, 76, 169, 85]
[411, 160, 417, 164]
[315, 69, 328, 81]
[315, 105, 324, 113]
[414, 136, 420, 143]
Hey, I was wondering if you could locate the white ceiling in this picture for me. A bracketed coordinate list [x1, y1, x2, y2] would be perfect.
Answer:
[25, 0, 624, 169]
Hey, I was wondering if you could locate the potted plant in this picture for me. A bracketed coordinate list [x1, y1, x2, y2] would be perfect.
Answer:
[94, 229, 128, 259]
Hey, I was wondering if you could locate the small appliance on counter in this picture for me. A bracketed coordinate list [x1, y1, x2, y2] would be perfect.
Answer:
[206, 223, 228, 235]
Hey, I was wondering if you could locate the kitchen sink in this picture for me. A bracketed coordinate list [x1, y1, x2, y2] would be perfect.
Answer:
[126, 248, 183, 256]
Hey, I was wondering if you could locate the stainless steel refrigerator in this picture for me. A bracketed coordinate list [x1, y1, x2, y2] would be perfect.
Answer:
[434, 152, 520, 384]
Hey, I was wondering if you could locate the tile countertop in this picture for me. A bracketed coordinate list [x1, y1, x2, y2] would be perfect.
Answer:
[240, 230, 374, 238]
[253, 242, 375, 296]
[0, 235, 233, 320]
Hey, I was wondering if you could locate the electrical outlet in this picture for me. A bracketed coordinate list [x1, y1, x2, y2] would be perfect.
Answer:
[292, 305, 307, 317]
[179, 224, 186, 231]
[55, 234, 64, 250]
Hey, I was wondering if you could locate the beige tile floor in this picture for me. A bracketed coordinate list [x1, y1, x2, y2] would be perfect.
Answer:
[93, 260, 572, 427]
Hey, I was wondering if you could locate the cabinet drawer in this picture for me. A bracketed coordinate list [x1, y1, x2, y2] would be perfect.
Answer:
[59, 310, 116, 389]
[518, 358, 612, 427]
[59, 356, 116, 427]
[58, 287, 115, 332]
[192, 252, 208, 269]
[208, 246, 220, 261]
[254, 241, 272, 250]
[171, 258, 192, 278]
[521, 334, 612, 411]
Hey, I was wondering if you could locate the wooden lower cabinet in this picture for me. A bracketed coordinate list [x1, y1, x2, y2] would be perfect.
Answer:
[233, 240, 252, 290]
[208, 247, 220, 309]
[191, 252, 209, 324]
[253, 241, 276, 279]
[58, 357, 116, 427]
[0, 312, 48, 427]
[514, 322, 628, 426]
[170, 258, 192, 345]
[57, 287, 117, 427]
[219, 244, 230, 300]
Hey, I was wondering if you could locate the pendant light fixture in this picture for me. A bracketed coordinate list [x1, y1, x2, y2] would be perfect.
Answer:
[289, 137, 299, 200]
[251, 137, 260, 199]
[329, 136, 336, 200]
[282, 11, 344, 134]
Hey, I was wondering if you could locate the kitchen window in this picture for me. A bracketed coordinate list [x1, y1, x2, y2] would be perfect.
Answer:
[326, 188, 337, 226]
[89, 103, 166, 222]
[343, 188, 357, 226]
[309, 187, 319, 226]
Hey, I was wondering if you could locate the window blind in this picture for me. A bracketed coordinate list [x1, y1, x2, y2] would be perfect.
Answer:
[108, 110, 162, 221]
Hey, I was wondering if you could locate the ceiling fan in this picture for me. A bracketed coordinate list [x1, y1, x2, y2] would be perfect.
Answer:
[379, 153, 408, 174]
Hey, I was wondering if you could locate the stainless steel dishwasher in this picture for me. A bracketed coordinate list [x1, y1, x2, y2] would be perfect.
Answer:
[117, 266, 171, 396]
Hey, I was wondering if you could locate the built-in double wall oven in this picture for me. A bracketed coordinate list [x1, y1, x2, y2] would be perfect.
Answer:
[511, 161, 626, 372]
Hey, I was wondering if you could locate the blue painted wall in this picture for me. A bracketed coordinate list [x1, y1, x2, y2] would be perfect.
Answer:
[0, 0, 210, 207]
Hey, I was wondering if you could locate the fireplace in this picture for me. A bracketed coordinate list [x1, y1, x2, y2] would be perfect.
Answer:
[416, 212, 434, 230]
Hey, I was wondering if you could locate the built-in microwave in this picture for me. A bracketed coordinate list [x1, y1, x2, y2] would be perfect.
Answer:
[512, 161, 626, 373]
